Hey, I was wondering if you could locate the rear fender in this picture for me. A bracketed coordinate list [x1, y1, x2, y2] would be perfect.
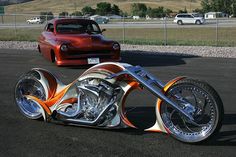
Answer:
[24, 68, 67, 119]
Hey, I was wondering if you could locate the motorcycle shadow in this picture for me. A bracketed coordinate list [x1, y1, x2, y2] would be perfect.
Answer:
[123, 107, 236, 146]
[203, 114, 236, 146]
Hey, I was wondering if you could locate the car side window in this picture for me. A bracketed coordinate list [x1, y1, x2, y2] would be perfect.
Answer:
[92, 24, 99, 32]
[86, 24, 93, 32]
[46, 23, 54, 32]
[187, 15, 193, 18]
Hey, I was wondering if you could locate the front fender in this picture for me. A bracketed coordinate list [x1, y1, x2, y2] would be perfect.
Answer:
[145, 76, 186, 133]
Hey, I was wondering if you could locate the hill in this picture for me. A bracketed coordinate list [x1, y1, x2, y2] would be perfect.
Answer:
[5, 0, 202, 15]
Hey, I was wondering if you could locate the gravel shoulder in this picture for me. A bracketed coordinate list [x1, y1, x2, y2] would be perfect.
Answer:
[0, 41, 236, 58]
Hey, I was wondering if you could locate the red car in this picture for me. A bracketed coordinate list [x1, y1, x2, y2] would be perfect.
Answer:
[38, 18, 121, 66]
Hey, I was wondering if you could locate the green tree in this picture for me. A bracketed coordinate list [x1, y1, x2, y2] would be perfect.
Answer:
[147, 7, 165, 18]
[70, 11, 82, 17]
[111, 4, 120, 15]
[201, 0, 234, 14]
[40, 12, 54, 22]
[201, 0, 211, 12]
[96, 2, 112, 15]
[178, 7, 188, 13]
[59, 12, 69, 18]
[82, 6, 95, 15]
[221, 0, 233, 14]
[120, 10, 128, 17]
[232, 1, 236, 16]
[192, 8, 204, 14]
[131, 3, 147, 17]
[165, 8, 173, 17]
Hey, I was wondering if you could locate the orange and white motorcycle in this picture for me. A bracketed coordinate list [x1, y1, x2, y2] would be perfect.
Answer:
[15, 62, 224, 143]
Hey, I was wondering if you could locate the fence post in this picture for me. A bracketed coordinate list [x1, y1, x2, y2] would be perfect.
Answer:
[163, 17, 167, 46]
[14, 13, 17, 37]
[122, 15, 125, 44]
[1, 15, 3, 24]
[216, 18, 219, 47]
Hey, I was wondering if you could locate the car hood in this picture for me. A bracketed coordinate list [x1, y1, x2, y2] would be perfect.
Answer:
[56, 33, 114, 49]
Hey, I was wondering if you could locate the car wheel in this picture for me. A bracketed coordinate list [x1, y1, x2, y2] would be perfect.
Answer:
[195, 20, 201, 25]
[177, 20, 183, 25]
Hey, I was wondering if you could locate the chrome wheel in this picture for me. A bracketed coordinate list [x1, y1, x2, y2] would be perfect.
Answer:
[15, 74, 46, 119]
[160, 79, 223, 143]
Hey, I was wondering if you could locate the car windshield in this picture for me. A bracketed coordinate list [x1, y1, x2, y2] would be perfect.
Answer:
[56, 21, 101, 34]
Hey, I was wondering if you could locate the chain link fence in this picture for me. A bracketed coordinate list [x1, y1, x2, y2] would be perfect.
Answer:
[0, 14, 236, 46]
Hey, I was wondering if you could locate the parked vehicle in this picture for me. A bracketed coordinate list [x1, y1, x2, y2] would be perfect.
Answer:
[27, 17, 43, 24]
[38, 18, 120, 66]
[90, 15, 109, 24]
[94, 17, 108, 24]
[174, 13, 205, 25]
[15, 62, 224, 143]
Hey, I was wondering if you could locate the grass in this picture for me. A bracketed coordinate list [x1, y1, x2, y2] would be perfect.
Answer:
[103, 27, 236, 46]
[0, 28, 42, 41]
[5, 0, 201, 14]
[0, 27, 235, 47]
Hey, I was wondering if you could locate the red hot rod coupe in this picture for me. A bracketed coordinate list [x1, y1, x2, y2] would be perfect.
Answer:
[38, 18, 121, 66]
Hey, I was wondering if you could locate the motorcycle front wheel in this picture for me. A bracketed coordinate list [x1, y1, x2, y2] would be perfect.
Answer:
[160, 78, 224, 143]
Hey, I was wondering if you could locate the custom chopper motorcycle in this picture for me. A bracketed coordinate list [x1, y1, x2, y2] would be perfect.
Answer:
[15, 62, 224, 143]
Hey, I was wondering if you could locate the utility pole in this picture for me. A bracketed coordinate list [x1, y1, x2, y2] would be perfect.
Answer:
[14, 0, 17, 36]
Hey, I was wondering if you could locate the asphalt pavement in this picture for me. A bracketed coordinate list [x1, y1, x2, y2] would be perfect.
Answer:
[0, 49, 235, 157]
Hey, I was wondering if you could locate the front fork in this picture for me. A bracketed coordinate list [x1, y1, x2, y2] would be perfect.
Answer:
[106, 65, 196, 122]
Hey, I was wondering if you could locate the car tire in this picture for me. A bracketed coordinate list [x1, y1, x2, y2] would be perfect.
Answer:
[195, 20, 201, 25]
[177, 20, 183, 25]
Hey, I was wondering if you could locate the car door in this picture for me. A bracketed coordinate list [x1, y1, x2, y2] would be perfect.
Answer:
[180, 15, 187, 23]
[185, 14, 194, 24]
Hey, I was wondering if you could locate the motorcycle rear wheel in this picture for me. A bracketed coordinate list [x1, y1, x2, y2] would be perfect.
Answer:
[160, 78, 224, 143]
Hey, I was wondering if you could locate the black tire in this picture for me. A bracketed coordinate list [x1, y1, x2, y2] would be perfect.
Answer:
[195, 20, 201, 25]
[177, 20, 183, 25]
[160, 78, 224, 143]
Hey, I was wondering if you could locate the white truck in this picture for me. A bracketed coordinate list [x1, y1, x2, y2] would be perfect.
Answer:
[27, 17, 42, 24]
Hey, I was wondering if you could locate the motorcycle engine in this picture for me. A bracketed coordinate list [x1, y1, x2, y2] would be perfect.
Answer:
[76, 78, 120, 123]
